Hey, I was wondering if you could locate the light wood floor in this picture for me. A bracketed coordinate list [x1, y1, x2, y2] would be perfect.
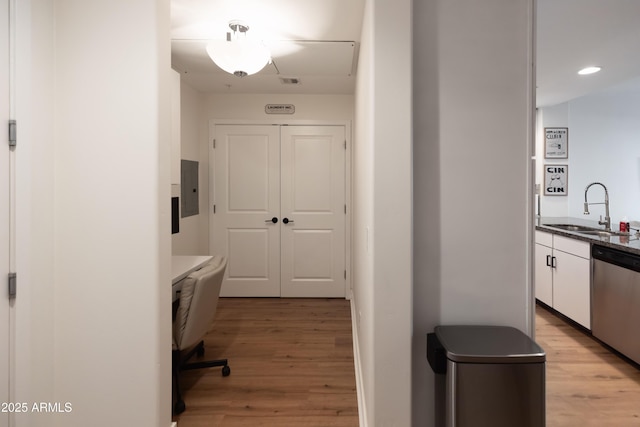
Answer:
[536, 304, 640, 426]
[172, 298, 359, 427]
[173, 299, 640, 427]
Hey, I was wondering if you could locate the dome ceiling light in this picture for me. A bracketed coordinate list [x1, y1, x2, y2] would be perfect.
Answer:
[206, 20, 272, 78]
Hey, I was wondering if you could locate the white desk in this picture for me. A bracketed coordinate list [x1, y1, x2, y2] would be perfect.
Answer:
[171, 255, 213, 301]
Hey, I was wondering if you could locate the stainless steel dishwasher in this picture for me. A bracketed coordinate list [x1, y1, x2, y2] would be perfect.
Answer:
[592, 244, 640, 364]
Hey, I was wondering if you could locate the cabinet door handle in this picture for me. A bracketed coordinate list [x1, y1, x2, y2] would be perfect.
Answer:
[551, 256, 557, 269]
[546, 255, 551, 267]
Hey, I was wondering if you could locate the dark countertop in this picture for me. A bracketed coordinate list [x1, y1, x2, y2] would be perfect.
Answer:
[536, 217, 640, 256]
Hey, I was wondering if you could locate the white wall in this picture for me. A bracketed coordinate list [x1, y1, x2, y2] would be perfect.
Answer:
[179, 93, 355, 256]
[538, 78, 640, 224]
[352, 0, 413, 425]
[202, 93, 354, 121]
[172, 80, 209, 255]
[352, 0, 374, 424]
[15, 1, 173, 426]
[14, 1, 56, 425]
[413, 1, 535, 426]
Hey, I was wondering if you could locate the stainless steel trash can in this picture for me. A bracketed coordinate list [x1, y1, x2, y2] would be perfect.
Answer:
[427, 325, 545, 427]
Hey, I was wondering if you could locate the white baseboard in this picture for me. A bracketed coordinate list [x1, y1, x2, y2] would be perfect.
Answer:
[350, 299, 367, 427]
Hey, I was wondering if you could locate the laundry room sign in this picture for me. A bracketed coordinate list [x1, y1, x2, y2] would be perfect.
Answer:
[265, 104, 295, 114]
[544, 164, 568, 196]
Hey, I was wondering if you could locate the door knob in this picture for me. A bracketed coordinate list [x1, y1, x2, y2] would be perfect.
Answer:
[265, 217, 278, 223]
[283, 218, 294, 224]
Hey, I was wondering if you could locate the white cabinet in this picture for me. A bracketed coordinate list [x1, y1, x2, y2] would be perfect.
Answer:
[535, 230, 591, 329]
[534, 238, 553, 306]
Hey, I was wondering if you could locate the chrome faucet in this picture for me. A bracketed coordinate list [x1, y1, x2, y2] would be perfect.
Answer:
[583, 182, 611, 231]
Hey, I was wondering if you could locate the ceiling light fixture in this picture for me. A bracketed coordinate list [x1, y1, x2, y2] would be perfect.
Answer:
[206, 20, 271, 78]
[577, 66, 602, 75]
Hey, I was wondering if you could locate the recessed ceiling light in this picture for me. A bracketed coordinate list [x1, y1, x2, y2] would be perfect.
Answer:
[578, 66, 602, 75]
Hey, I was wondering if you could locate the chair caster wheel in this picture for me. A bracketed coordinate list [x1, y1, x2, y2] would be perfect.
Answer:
[174, 400, 185, 415]
[222, 365, 231, 377]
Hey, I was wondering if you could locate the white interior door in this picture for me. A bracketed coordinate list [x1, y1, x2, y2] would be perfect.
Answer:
[280, 126, 346, 297]
[1, 0, 11, 418]
[213, 125, 281, 297]
[212, 124, 347, 298]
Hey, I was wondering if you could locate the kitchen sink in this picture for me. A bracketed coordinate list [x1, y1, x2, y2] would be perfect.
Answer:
[544, 223, 627, 237]
[577, 230, 626, 237]
[545, 224, 596, 232]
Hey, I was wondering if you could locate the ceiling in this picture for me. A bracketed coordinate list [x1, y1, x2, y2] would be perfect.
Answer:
[171, 0, 640, 106]
[171, 0, 365, 95]
[536, 0, 640, 107]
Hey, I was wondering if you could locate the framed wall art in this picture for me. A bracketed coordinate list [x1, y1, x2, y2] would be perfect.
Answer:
[544, 127, 568, 159]
[544, 164, 568, 196]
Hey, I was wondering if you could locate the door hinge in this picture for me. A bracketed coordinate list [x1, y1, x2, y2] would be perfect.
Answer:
[213, 204, 216, 214]
[344, 270, 347, 280]
[213, 139, 216, 149]
[344, 204, 347, 214]
[8, 273, 16, 299]
[9, 120, 17, 147]
[344, 140, 347, 149]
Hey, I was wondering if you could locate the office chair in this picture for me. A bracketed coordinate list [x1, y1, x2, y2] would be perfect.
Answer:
[172, 256, 230, 415]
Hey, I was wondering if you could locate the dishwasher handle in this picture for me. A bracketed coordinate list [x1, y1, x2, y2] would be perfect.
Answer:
[592, 245, 640, 273]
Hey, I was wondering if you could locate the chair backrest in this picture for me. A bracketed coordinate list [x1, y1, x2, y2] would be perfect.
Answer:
[173, 256, 227, 350]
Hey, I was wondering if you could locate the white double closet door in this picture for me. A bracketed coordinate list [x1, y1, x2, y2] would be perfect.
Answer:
[211, 124, 346, 298]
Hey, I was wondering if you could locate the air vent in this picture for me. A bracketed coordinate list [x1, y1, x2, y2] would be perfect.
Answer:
[280, 77, 301, 85]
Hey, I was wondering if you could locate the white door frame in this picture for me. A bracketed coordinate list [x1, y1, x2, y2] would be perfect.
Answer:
[1, 0, 13, 423]
[208, 119, 353, 299]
